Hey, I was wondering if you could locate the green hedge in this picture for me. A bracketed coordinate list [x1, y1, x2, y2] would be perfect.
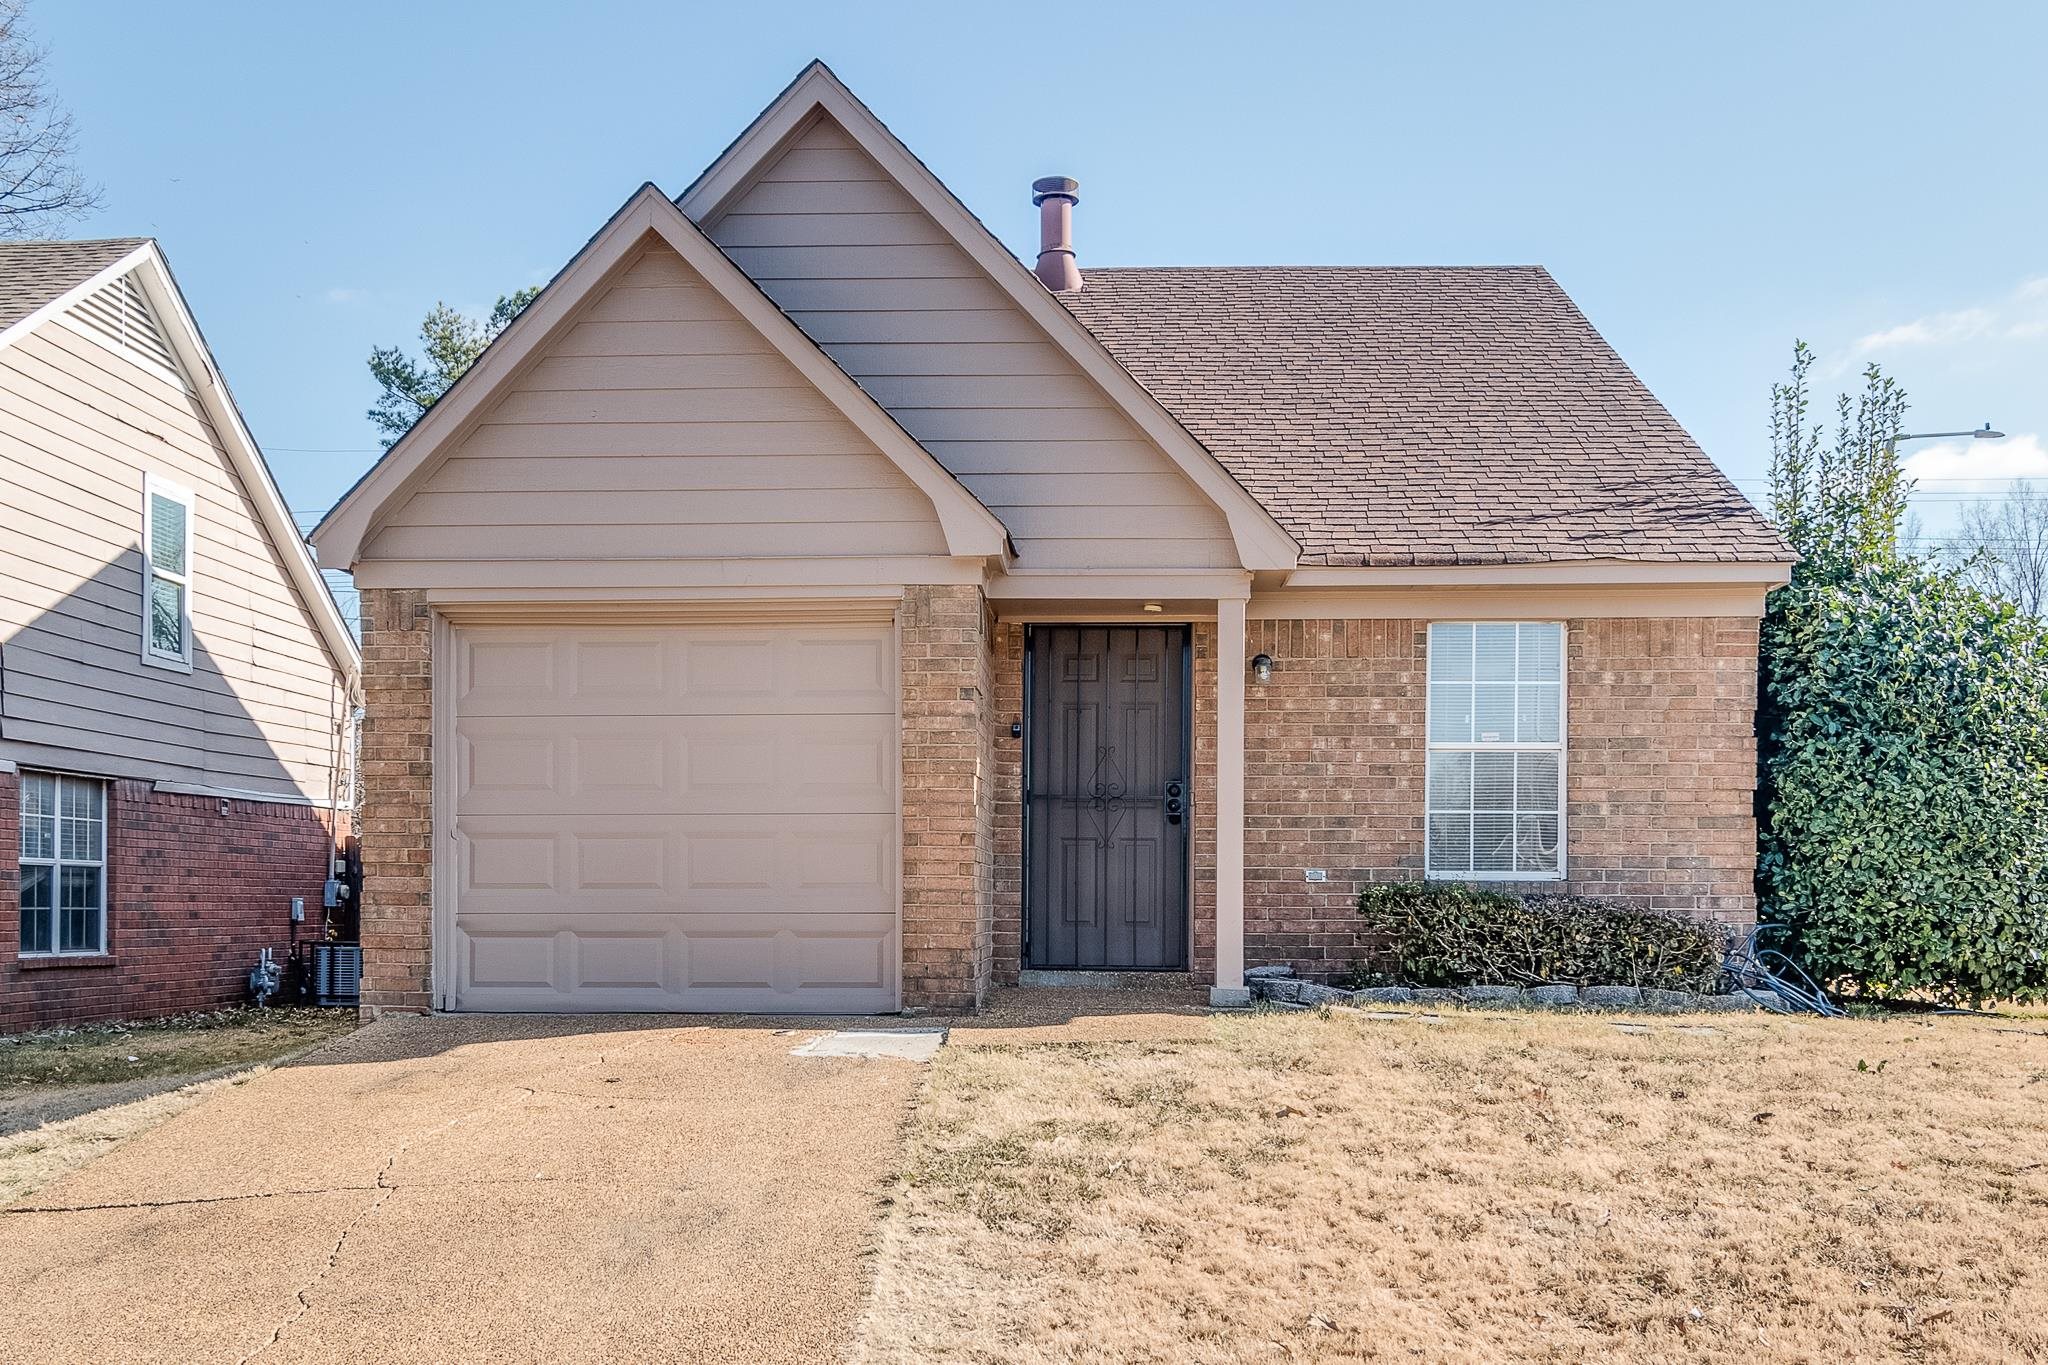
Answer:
[1355, 882, 1730, 991]
[1758, 563, 2048, 1004]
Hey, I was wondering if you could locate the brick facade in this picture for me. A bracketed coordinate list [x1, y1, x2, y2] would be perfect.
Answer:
[356, 587, 434, 1015]
[1239, 616, 1762, 978]
[899, 584, 996, 1010]
[348, 592, 1758, 1011]
[1, 771, 339, 1034]
[986, 614, 1759, 987]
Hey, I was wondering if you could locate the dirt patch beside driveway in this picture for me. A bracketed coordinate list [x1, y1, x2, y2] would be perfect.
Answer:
[0, 1015, 922, 1365]
[1, 1008, 356, 1137]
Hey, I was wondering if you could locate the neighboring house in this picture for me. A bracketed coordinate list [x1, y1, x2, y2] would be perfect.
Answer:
[0, 238, 360, 1032]
[313, 63, 1792, 1017]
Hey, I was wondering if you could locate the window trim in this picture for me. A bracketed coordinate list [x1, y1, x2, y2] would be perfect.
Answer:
[1424, 620, 1568, 881]
[17, 771, 110, 959]
[141, 473, 195, 671]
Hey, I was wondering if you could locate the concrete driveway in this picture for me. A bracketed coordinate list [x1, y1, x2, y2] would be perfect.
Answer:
[0, 1015, 924, 1364]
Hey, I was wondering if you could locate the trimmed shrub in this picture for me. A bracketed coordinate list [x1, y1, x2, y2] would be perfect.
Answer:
[1758, 563, 2048, 1004]
[1356, 882, 1730, 992]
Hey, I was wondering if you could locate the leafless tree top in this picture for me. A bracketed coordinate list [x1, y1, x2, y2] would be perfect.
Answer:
[1956, 481, 2048, 618]
[0, 0, 101, 238]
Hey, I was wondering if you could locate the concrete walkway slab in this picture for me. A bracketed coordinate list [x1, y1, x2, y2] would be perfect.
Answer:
[790, 1028, 947, 1061]
[0, 1015, 920, 1365]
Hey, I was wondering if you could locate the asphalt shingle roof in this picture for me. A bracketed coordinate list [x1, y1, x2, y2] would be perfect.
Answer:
[0, 237, 147, 333]
[1061, 266, 1791, 566]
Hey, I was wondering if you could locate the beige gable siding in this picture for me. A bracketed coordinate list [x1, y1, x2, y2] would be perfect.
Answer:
[364, 244, 951, 567]
[0, 311, 346, 800]
[706, 115, 1239, 572]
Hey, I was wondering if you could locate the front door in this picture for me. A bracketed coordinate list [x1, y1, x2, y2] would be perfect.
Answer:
[1024, 625, 1189, 970]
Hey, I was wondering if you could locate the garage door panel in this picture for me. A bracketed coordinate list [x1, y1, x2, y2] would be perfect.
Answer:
[457, 714, 895, 814]
[457, 624, 894, 717]
[457, 814, 895, 912]
[450, 912, 896, 1012]
[448, 619, 900, 1014]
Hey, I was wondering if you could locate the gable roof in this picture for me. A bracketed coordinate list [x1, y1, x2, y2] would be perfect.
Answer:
[1061, 267, 1793, 567]
[677, 61, 1301, 573]
[0, 238, 361, 684]
[0, 238, 149, 334]
[312, 184, 1011, 569]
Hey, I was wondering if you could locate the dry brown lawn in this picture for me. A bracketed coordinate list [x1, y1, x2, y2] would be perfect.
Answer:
[1, 1007, 356, 1204]
[857, 1005, 2048, 1363]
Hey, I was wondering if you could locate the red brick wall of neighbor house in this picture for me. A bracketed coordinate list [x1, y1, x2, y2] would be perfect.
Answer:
[0, 771, 340, 1034]
[1240, 617, 1763, 978]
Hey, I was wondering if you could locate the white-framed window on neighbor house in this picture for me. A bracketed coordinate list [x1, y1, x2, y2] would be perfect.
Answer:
[18, 772, 109, 957]
[141, 474, 194, 669]
[1425, 622, 1565, 879]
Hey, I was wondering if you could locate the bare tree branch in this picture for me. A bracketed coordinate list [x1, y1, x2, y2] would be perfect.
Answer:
[1955, 481, 2048, 617]
[0, 0, 102, 237]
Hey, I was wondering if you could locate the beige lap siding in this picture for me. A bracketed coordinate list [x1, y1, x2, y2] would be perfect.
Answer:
[1241, 617, 1761, 978]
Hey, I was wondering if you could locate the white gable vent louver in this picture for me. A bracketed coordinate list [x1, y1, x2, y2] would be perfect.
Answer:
[69, 272, 181, 378]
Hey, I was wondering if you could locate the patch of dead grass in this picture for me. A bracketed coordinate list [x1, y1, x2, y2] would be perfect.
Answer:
[0, 1006, 350, 1088]
[1, 1068, 265, 1206]
[857, 1007, 2048, 1363]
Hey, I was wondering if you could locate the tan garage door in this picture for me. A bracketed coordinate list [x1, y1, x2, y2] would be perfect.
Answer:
[445, 620, 898, 1012]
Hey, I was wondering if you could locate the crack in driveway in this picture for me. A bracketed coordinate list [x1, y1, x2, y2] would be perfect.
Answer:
[236, 1043, 648, 1363]
[5, 1171, 618, 1217]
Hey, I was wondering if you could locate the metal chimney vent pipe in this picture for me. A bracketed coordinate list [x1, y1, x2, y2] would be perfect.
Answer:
[1032, 176, 1081, 293]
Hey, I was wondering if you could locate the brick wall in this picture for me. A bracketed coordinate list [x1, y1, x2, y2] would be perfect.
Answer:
[991, 623, 1024, 982]
[1, 771, 339, 1034]
[356, 587, 434, 1015]
[1241, 616, 1762, 978]
[899, 584, 994, 1010]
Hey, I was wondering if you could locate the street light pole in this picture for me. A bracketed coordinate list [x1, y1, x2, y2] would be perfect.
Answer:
[1889, 423, 2006, 452]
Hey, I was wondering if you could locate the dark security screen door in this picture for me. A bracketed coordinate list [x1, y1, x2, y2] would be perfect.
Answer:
[1025, 626, 1189, 970]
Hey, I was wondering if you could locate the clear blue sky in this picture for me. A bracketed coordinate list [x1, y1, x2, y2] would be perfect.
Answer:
[38, 1, 2048, 549]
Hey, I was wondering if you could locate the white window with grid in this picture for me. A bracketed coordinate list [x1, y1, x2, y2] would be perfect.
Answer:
[18, 772, 108, 957]
[142, 474, 194, 669]
[1425, 622, 1564, 878]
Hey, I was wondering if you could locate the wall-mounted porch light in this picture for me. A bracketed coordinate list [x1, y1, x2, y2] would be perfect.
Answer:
[1250, 653, 1274, 685]
[1141, 602, 1164, 614]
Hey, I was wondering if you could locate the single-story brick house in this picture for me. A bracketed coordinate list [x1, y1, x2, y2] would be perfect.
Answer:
[312, 63, 1791, 1016]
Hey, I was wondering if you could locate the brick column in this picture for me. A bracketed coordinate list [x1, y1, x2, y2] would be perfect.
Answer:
[357, 587, 434, 1016]
[899, 583, 993, 1011]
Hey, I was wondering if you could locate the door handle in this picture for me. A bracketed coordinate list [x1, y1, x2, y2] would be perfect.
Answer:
[1164, 779, 1185, 824]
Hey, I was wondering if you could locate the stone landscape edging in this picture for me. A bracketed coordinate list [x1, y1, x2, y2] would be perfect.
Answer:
[1243, 966, 1765, 1013]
